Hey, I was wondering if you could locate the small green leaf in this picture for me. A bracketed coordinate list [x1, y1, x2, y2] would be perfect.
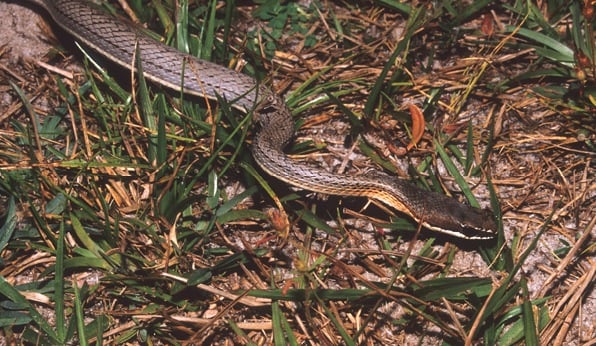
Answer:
[187, 268, 212, 286]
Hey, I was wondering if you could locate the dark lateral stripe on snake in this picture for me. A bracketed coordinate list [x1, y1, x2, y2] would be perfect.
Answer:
[24, 0, 498, 240]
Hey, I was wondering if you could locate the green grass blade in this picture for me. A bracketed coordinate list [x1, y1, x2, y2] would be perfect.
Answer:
[433, 138, 479, 207]
[70, 213, 104, 258]
[506, 26, 574, 66]
[175, 0, 190, 53]
[520, 276, 539, 346]
[272, 301, 286, 346]
[0, 196, 17, 253]
[54, 220, 66, 341]
[134, 44, 158, 164]
[202, 0, 218, 61]
[73, 283, 88, 346]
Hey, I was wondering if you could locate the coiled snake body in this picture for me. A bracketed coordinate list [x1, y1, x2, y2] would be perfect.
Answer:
[25, 0, 497, 239]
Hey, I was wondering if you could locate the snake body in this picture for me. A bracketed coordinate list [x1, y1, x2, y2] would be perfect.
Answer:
[26, 0, 497, 239]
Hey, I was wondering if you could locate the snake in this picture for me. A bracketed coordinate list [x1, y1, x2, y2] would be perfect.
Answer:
[22, 0, 497, 240]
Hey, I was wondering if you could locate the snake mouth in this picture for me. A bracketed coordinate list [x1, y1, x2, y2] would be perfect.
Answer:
[423, 222, 497, 240]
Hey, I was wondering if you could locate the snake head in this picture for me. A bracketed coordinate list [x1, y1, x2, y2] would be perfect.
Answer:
[379, 176, 498, 240]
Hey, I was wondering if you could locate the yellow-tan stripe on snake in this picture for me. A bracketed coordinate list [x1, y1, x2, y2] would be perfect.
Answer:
[24, 0, 497, 240]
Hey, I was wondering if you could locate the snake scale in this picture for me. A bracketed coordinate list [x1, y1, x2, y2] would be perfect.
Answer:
[23, 0, 497, 239]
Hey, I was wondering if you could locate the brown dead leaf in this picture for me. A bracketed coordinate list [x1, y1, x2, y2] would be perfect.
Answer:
[481, 14, 494, 37]
[406, 104, 425, 151]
